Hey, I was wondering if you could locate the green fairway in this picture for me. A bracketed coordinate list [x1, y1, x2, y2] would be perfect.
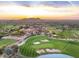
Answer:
[20, 35, 79, 58]
[0, 39, 15, 48]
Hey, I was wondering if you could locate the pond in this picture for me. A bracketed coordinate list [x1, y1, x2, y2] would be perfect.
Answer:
[38, 54, 74, 58]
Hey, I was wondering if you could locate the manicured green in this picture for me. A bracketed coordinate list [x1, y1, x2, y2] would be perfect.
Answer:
[0, 39, 15, 48]
[20, 35, 79, 58]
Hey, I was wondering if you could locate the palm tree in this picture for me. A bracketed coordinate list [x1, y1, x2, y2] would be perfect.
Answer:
[0, 48, 3, 55]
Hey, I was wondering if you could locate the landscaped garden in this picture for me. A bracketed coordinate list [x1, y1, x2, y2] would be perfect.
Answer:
[19, 35, 79, 58]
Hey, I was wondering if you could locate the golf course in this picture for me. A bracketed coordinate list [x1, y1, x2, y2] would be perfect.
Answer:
[19, 35, 79, 58]
[0, 39, 15, 48]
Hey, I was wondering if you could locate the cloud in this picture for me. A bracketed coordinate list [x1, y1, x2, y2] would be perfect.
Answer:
[0, 1, 79, 20]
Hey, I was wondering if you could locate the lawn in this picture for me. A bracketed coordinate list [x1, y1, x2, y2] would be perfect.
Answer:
[19, 35, 79, 58]
[0, 39, 15, 48]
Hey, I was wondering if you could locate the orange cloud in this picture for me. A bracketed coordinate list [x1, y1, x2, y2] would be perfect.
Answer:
[0, 4, 79, 20]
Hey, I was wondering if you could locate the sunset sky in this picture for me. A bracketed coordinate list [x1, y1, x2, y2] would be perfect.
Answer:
[0, 1, 79, 20]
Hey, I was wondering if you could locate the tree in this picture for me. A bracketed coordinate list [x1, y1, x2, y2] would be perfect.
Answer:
[0, 48, 3, 55]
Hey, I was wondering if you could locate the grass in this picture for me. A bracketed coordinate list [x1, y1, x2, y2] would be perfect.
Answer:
[20, 35, 79, 58]
[0, 39, 15, 48]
